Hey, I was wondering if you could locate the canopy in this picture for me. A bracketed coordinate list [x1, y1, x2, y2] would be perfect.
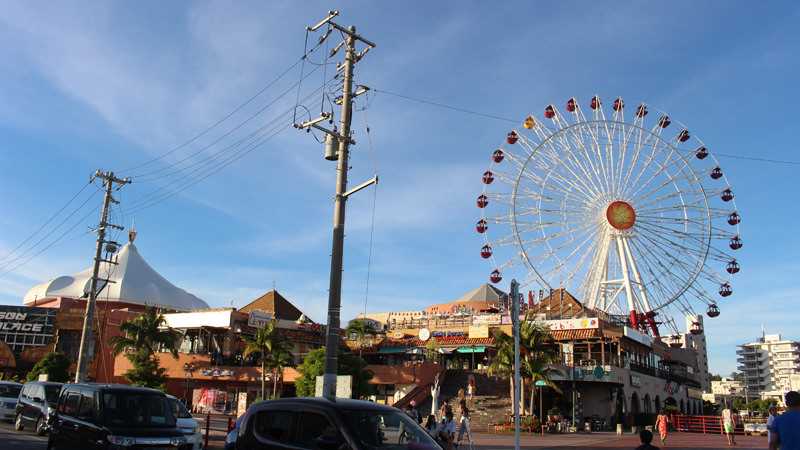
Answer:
[378, 347, 408, 354]
[456, 346, 486, 353]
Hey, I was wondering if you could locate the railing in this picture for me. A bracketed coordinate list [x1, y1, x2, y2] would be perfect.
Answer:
[670, 414, 745, 435]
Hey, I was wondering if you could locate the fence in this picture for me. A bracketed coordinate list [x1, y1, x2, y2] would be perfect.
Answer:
[670, 414, 745, 435]
[196, 413, 237, 448]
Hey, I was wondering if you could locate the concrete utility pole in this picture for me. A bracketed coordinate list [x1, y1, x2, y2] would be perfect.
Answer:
[297, 11, 376, 401]
[75, 170, 129, 383]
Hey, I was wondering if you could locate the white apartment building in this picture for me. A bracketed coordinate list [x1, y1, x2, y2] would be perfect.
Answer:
[737, 333, 800, 401]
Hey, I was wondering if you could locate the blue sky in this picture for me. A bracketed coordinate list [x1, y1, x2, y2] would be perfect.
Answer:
[1, 1, 799, 376]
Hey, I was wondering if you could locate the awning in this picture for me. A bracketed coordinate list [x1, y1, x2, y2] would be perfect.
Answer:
[406, 348, 422, 355]
[456, 346, 486, 353]
[437, 348, 454, 354]
[378, 347, 408, 354]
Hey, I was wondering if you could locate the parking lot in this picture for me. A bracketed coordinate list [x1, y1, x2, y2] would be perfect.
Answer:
[0, 420, 47, 450]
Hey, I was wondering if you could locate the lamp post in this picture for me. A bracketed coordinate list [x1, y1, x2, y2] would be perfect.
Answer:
[184, 363, 196, 405]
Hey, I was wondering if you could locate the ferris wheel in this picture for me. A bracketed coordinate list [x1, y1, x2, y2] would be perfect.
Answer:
[477, 96, 741, 335]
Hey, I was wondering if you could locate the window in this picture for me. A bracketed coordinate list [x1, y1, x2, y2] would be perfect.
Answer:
[168, 397, 193, 419]
[61, 391, 81, 416]
[45, 385, 61, 403]
[102, 392, 176, 428]
[20, 385, 30, 400]
[0, 383, 21, 398]
[344, 409, 439, 449]
[77, 391, 95, 421]
[295, 412, 344, 450]
[253, 410, 294, 443]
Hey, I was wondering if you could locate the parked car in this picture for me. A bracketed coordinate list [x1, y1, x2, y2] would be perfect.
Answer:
[167, 395, 203, 450]
[15, 381, 63, 435]
[0, 381, 22, 421]
[744, 422, 768, 436]
[228, 397, 442, 450]
[47, 383, 191, 450]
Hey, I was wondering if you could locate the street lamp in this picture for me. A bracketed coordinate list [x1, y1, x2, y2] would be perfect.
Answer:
[183, 362, 196, 405]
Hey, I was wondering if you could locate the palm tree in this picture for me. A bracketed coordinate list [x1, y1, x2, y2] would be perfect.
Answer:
[110, 307, 180, 388]
[519, 319, 562, 416]
[488, 329, 516, 410]
[243, 320, 289, 400]
[345, 319, 372, 357]
[266, 344, 292, 399]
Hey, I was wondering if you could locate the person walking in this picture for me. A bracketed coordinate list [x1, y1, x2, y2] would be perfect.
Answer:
[767, 406, 778, 445]
[655, 410, 670, 445]
[721, 406, 736, 446]
[456, 399, 473, 449]
[424, 414, 438, 436]
[405, 400, 422, 424]
[769, 391, 800, 450]
[436, 409, 457, 450]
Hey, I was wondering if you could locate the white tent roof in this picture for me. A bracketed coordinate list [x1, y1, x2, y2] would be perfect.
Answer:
[23, 242, 208, 311]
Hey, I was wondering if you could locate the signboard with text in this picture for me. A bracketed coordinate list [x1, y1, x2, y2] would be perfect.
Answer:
[541, 317, 599, 330]
[247, 310, 273, 329]
[0, 306, 56, 355]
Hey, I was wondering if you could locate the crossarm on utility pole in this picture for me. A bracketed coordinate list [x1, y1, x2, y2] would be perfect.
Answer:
[343, 176, 378, 198]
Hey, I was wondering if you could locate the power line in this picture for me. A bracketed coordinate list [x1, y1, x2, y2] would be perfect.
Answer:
[372, 88, 800, 167]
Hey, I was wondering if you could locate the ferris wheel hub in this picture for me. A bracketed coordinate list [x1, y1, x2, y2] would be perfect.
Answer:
[606, 201, 636, 230]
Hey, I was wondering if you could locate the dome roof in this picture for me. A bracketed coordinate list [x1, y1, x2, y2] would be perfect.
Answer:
[23, 243, 208, 311]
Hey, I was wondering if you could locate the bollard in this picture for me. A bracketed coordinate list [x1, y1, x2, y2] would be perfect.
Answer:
[204, 413, 210, 449]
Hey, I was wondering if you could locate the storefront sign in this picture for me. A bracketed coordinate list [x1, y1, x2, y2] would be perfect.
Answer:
[687, 387, 703, 399]
[200, 368, 235, 377]
[623, 326, 653, 347]
[0, 306, 55, 355]
[247, 311, 273, 329]
[431, 331, 466, 337]
[472, 314, 501, 325]
[630, 374, 642, 387]
[418, 328, 431, 341]
[468, 325, 489, 339]
[391, 331, 406, 339]
[542, 318, 599, 330]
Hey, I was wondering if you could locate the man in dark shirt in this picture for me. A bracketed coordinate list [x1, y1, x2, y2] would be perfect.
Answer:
[636, 429, 661, 450]
[769, 391, 800, 450]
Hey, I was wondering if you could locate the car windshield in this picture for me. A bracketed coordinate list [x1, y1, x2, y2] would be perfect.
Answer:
[45, 385, 62, 403]
[0, 384, 21, 398]
[168, 397, 193, 419]
[344, 409, 440, 450]
[102, 392, 176, 428]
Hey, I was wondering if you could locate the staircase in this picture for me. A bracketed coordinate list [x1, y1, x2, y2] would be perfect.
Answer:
[430, 370, 512, 433]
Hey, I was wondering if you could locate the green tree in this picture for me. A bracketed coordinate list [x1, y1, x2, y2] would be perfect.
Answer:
[710, 373, 722, 381]
[295, 348, 374, 398]
[26, 352, 71, 382]
[345, 319, 373, 358]
[110, 306, 180, 390]
[520, 320, 562, 415]
[488, 329, 516, 411]
[244, 320, 291, 400]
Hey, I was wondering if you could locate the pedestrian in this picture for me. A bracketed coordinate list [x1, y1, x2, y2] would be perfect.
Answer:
[721, 406, 736, 446]
[456, 398, 472, 447]
[769, 391, 800, 450]
[424, 414, 437, 435]
[766, 406, 778, 445]
[655, 409, 670, 445]
[436, 409, 457, 450]
[635, 429, 661, 450]
[467, 375, 476, 401]
[405, 399, 422, 424]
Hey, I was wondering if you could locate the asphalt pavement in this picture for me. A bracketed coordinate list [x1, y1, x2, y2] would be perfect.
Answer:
[0, 420, 47, 450]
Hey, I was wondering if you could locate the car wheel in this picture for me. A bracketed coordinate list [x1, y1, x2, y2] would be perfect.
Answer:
[14, 413, 24, 431]
[36, 415, 47, 436]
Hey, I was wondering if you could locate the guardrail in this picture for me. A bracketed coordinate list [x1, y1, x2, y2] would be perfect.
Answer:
[670, 414, 746, 435]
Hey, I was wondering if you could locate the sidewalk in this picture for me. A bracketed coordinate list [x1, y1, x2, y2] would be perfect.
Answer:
[470, 431, 767, 449]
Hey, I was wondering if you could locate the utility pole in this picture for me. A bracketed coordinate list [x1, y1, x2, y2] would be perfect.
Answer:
[296, 11, 376, 400]
[511, 280, 521, 450]
[75, 170, 129, 383]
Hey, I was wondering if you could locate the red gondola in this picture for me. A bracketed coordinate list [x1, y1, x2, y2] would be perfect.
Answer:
[729, 235, 742, 250]
[480, 245, 493, 259]
[721, 188, 734, 202]
[658, 115, 671, 128]
[636, 104, 648, 118]
[678, 129, 690, 142]
[489, 269, 502, 284]
[492, 149, 504, 163]
[506, 131, 518, 144]
[476, 219, 487, 234]
[727, 211, 741, 225]
[482, 171, 494, 185]
[544, 105, 555, 119]
[719, 282, 733, 297]
[590, 96, 601, 110]
[710, 167, 723, 180]
[695, 146, 708, 160]
[476, 195, 488, 208]
[726, 259, 740, 274]
[613, 98, 624, 111]
[707, 304, 720, 318]
[566, 98, 576, 112]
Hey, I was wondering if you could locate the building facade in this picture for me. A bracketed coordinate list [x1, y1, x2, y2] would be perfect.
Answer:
[737, 333, 800, 401]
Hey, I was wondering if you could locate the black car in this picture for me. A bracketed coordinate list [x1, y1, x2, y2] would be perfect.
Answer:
[15, 381, 63, 435]
[47, 383, 191, 450]
[228, 397, 442, 450]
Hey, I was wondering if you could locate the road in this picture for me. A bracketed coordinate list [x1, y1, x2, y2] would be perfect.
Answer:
[0, 420, 47, 450]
